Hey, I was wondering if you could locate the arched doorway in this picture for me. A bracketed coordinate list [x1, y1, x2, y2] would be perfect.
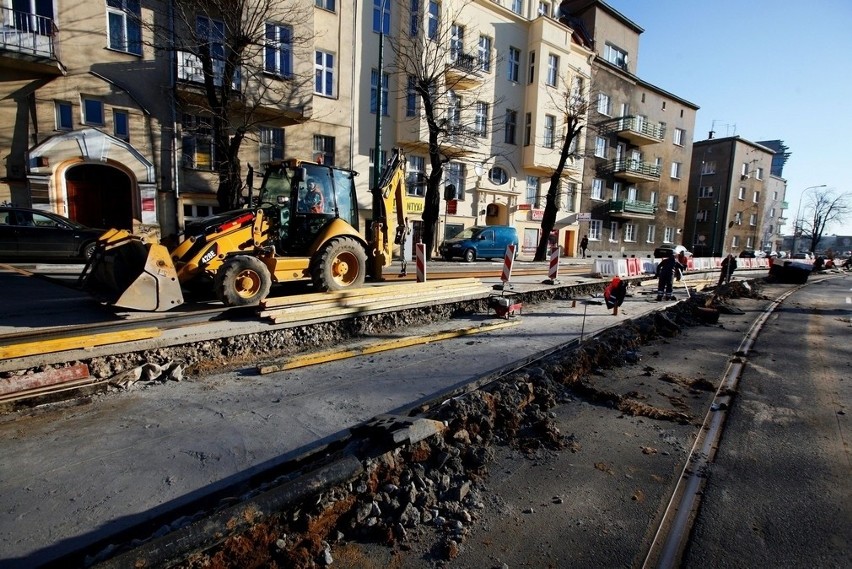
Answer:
[65, 164, 133, 229]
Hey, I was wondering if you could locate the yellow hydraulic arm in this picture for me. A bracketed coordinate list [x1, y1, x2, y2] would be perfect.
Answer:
[370, 148, 410, 279]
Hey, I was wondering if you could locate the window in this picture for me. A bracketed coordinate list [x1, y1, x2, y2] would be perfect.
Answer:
[427, 1, 440, 40]
[673, 128, 685, 146]
[507, 47, 520, 82]
[646, 225, 656, 243]
[409, 0, 419, 35]
[183, 203, 219, 221]
[565, 182, 577, 211]
[450, 24, 464, 61]
[625, 223, 636, 242]
[474, 102, 488, 137]
[259, 127, 284, 164]
[56, 101, 72, 130]
[753, 190, 760, 203]
[546, 54, 558, 86]
[571, 75, 584, 100]
[315, 0, 336, 10]
[663, 227, 674, 244]
[649, 190, 657, 205]
[697, 210, 709, 222]
[538, 1, 550, 16]
[612, 182, 621, 201]
[609, 221, 619, 243]
[661, 101, 667, 111]
[591, 178, 604, 200]
[447, 162, 466, 200]
[526, 176, 539, 203]
[107, 0, 142, 55]
[666, 195, 678, 212]
[746, 236, 754, 248]
[511, 0, 523, 14]
[741, 162, 749, 177]
[447, 91, 460, 127]
[627, 186, 637, 202]
[406, 155, 426, 196]
[197, 16, 225, 61]
[528, 51, 535, 84]
[738, 186, 746, 200]
[749, 213, 757, 226]
[478, 35, 491, 72]
[182, 114, 213, 170]
[406, 76, 418, 117]
[265, 23, 293, 78]
[734, 212, 742, 225]
[594, 136, 607, 158]
[731, 235, 740, 248]
[313, 135, 335, 166]
[654, 157, 662, 173]
[772, 191, 778, 200]
[523, 112, 531, 146]
[603, 43, 626, 68]
[82, 98, 104, 125]
[769, 207, 775, 218]
[315, 51, 335, 96]
[488, 167, 508, 185]
[670, 161, 682, 179]
[701, 160, 716, 175]
[698, 186, 714, 198]
[113, 109, 129, 140]
[373, 0, 390, 33]
[370, 69, 389, 115]
[505, 109, 517, 144]
[597, 93, 611, 116]
[589, 219, 602, 241]
[543, 115, 555, 148]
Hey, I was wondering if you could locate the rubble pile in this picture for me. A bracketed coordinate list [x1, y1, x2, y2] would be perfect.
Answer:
[177, 297, 721, 568]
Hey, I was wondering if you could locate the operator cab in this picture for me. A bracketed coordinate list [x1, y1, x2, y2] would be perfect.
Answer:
[258, 160, 358, 256]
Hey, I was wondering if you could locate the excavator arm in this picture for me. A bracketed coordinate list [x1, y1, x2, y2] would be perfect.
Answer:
[369, 148, 409, 279]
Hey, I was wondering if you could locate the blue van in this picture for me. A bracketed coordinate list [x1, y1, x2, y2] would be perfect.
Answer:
[439, 225, 519, 262]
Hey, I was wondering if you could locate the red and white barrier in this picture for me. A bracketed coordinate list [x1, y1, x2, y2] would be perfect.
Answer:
[548, 246, 560, 281]
[416, 242, 426, 282]
[501, 244, 516, 283]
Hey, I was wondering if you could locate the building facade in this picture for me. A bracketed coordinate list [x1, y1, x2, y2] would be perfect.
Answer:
[685, 136, 775, 256]
[560, 0, 699, 259]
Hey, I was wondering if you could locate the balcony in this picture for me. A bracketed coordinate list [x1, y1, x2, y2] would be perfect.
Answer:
[607, 199, 656, 220]
[597, 116, 665, 145]
[445, 51, 483, 90]
[0, 7, 62, 74]
[598, 159, 660, 183]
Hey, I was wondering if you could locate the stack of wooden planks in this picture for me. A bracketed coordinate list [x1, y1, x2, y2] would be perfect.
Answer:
[258, 278, 490, 324]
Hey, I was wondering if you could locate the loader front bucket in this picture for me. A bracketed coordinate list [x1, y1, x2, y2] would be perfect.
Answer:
[82, 234, 184, 312]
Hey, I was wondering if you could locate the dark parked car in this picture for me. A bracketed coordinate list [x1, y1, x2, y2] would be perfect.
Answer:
[738, 250, 756, 258]
[0, 206, 104, 261]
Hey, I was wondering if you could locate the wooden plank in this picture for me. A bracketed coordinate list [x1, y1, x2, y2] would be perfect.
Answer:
[0, 363, 90, 396]
[0, 328, 161, 360]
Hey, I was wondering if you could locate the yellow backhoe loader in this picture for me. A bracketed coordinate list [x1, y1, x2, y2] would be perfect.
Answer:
[80, 150, 410, 311]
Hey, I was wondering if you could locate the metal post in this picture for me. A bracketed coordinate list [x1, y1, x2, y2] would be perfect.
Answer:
[372, 0, 388, 189]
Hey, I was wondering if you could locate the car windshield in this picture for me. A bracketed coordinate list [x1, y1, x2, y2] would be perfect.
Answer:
[451, 227, 484, 240]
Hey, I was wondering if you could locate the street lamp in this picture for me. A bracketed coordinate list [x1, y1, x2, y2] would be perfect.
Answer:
[793, 184, 826, 254]
[373, 0, 390, 189]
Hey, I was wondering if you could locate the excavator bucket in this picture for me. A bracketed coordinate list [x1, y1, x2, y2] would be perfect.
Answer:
[81, 230, 184, 312]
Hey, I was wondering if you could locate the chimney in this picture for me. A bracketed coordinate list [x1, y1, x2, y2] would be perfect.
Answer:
[708, 130, 715, 139]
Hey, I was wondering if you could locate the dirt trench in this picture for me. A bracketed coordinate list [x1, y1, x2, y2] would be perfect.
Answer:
[171, 282, 765, 569]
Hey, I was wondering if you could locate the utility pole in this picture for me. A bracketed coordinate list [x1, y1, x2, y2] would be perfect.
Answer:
[372, 0, 389, 190]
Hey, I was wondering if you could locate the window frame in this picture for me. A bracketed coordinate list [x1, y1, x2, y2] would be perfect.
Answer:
[591, 178, 604, 201]
[543, 114, 555, 148]
[670, 161, 682, 179]
[588, 219, 602, 241]
[82, 98, 105, 126]
[505, 109, 517, 145]
[372, 0, 390, 34]
[370, 68, 390, 115]
[673, 127, 685, 146]
[314, 50, 335, 97]
[181, 114, 214, 171]
[646, 224, 656, 243]
[113, 109, 129, 140]
[523, 112, 532, 146]
[474, 101, 489, 137]
[427, 1, 440, 41]
[406, 75, 418, 117]
[526, 176, 539, 203]
[507, 46, 520, 82]
[106, 0, 143, 56]
[55, 101, 73, 130]
[315, 0, 336, 11]
[406, 154, 426, 196]
[546, 53, 558, 87]
[259, 126, 285, 165]
[264, 22, 293, 78]
[313, 134, 336, 166]
[597, 92, 611, 116]
[478, 35, 492, 72]
[609, 221, 619, 243]
[594, 136, 607, 158]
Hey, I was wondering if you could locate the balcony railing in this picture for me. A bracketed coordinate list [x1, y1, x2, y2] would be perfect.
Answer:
[177, 51, 242, 90]
[597, 115, 665, 144]
[599, 159, 661, 182]
[0, 7, 55, 59]
[608, 199, 656, 216]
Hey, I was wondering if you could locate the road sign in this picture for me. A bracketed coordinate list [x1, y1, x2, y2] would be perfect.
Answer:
[577, 213, 592, 221]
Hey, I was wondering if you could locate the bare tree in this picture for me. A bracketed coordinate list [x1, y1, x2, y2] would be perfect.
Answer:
[802, 187, 850, 253]
[533, 74, 590, 262]
[386, 0, 497, 258]
[146, 0, 313, 210]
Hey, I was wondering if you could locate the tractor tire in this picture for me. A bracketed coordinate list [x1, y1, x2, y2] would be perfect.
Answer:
[311, 237, 367, 292]
[214, 255, 272, 307]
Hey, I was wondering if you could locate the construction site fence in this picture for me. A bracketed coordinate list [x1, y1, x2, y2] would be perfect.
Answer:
[592, 256, 776, 278]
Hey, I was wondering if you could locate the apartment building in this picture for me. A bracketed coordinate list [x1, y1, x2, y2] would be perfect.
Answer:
[0, 1, 354, 239]
[684, 136, 775, 256]
[353, 0, 594, 257]
[560, 0, 699, 258]
[755, 139, 790, 253]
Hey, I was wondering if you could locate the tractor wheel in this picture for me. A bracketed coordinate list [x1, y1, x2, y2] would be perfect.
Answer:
[311, 237, 367, 292]
[214, 255, 272, 307]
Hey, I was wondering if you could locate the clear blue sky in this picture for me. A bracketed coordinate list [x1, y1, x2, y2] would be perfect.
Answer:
[604, 0, 851, 235]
